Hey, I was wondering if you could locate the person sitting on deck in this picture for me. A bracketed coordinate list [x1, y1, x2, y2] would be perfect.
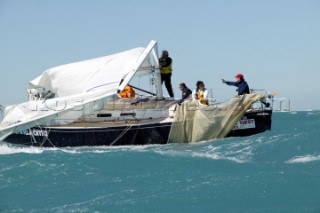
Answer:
[177, 83, 192, 105]
[120, 85, 136, 98]
[192, 81, 209, 105]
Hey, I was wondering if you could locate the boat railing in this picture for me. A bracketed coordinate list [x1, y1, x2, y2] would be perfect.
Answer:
[104, 97, 176, 111]
[272, 98, 290, 111]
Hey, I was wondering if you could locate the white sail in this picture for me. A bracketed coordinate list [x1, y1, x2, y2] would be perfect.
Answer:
[0, 40, 161, 140]
[29, 47, 152, 98]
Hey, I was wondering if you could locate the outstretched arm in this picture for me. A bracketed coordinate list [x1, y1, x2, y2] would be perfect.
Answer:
[222, 79, 239, 87]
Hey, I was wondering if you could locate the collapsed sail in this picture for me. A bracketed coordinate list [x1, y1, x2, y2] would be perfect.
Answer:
[0, 41, 160, 140]
[28, 47, 152, 98]
[168, 93, 266, 143]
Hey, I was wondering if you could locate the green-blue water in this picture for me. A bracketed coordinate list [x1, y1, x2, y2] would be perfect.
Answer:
[1, 111, 320, 212]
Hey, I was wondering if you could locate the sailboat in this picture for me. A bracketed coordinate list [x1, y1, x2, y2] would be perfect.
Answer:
[0, 41, 272, 147]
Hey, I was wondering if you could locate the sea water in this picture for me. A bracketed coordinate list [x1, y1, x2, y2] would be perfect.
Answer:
[1, 111, 320, 213]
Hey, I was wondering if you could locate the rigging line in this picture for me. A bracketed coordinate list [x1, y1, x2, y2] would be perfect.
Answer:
[40, 128, 54, 148]
[28, 128, 38, 145]
[109, 125, 133, 146]
[130, 126, 139, 145]
[26, 120, 44, 145]
[34, 120, 55, 148]
[128, 84, 156, 96]
[86, 82, 118, 92]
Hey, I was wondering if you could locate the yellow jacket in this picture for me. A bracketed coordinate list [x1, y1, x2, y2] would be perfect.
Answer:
[159, 57, 173, 74]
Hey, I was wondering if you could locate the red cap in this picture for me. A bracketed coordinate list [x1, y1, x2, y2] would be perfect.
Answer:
[235, 73, 243, 79]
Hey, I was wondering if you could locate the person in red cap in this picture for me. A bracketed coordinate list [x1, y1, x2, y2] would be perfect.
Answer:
[222, 73, 250, 95]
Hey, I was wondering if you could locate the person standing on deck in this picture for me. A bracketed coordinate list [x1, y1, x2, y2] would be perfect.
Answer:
[222, 73, 250, 95]
[159, 50, 174, 98]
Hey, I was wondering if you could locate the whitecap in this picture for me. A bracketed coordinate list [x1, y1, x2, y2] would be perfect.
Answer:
[289, 111, 298, 114]
[154, 148, 249, 163]
[190, 152, 247, 163]
[0, 143, 44, 155]
[286, 155, 320, 164]
[0, 142, 167, 155]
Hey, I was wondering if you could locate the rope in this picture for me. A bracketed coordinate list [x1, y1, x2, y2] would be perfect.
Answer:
[109, 124, 133, 146]
[29, 120, 55, 147]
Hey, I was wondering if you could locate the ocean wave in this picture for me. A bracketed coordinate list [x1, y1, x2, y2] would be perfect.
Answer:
[154, 142, 251, 163]
[65, 144, 162, 154]
[191, 151, 247, 163]
[286, 155, 320, 164]
[0, 143, 46, 155]
[0, 142, 162, 155]
[154, 149, 249, 163]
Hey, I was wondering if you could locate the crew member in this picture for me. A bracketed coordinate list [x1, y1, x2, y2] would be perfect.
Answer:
[159, 50, 174, 98]
[177, 83, 192, 105]
[120, 85, 136, 98]
[222, 73, 250, 95]
[192, 81, 209, 105]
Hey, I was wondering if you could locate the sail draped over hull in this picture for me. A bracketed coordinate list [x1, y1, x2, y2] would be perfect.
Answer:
[0, 41, 160, 140]
[168, 93, 266, 143]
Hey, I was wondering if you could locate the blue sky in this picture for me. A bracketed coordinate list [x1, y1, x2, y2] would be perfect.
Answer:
[0, 0, 319, 110]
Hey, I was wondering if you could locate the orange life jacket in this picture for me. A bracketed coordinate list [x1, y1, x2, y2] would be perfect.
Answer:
[120, 86, 136, 98]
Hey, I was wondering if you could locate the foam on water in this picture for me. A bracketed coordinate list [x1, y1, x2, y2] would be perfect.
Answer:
[0, 143, 46, 155]
[190, 151, 247, 163]
[151, 138, 255, 163]
[0, 132, 260, 164]
[0, 142, 161, 155]
[0, 139, 254, 165]
[286, 155, 320, 164]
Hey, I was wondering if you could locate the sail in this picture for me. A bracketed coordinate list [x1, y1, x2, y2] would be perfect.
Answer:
[168, 93, 266, 143]
[0, 88, 117, 140]
[0, 40, 160, 141]
[29, 47, 152, 98]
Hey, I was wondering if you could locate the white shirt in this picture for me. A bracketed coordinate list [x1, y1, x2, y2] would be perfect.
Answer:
[192, 88, 208, 101]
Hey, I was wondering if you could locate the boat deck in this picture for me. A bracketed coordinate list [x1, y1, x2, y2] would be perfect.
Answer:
[103, 97, 176, 110]
[48, 116, 172, 129]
